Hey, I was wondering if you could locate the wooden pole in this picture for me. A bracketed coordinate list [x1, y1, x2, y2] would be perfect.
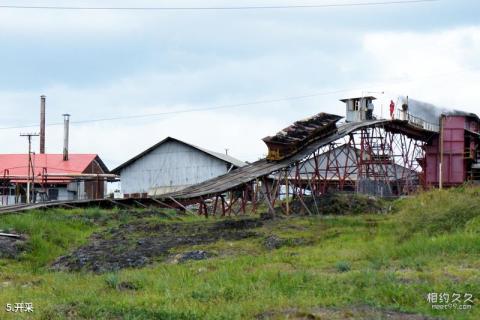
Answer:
[20, 133, 39, 204]
[168, 196, 195, 215]
[285, 169, 290, 215]
[439, 115, 445, 189]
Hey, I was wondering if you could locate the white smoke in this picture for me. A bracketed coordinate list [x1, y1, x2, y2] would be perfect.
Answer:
[396, 96, 476, 125]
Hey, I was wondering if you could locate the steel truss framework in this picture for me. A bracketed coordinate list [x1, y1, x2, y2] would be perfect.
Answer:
[194, 125, 426, 217]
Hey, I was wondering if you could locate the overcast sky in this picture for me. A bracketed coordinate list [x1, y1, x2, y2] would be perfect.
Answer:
[1, 0, 479, 168]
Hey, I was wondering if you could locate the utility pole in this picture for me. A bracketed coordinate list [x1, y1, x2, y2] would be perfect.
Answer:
[20, 133, 39, 204]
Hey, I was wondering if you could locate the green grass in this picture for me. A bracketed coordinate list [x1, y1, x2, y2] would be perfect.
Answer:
[395, 186, 480, 238]
[0, 208, 100, 272]
[0, 189, 479, 319]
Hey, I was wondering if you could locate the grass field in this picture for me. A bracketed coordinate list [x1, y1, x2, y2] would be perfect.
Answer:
[0, 187, 478, 319]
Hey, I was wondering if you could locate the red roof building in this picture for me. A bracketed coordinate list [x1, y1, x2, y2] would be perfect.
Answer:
[0, 154, 109, 204]
[0, 154, 108, 181]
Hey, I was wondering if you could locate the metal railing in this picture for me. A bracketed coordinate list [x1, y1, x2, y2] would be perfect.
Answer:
[396, 110, 440, 132]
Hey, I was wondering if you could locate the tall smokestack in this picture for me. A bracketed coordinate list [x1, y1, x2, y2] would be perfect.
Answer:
[62, 114, 70, 161]
[40, 95, 46, 154]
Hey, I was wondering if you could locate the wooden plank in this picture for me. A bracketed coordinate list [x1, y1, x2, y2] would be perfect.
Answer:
[168, 197, 195, 215]
[107, 199, 132, 209]
[133, 200, 148, 208]
[149, 198, 178, 211]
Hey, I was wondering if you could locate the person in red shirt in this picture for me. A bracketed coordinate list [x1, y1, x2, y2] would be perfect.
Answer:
[389, 100, 395, 119]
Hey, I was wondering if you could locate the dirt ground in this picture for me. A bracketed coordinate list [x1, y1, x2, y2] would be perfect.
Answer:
[256, 306, 441, 320]
[52, 217, 263, 273]
[51, 194, 386, 273]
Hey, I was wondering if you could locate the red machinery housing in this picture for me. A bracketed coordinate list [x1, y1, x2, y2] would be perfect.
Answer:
[425, 113, 480, 186]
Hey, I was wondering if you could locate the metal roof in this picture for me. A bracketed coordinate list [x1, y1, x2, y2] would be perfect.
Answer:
[0, 154, 108, 182]
[111, 136, 246, 174]
[190, 144, 246, 168]
[444, 110, 480, 121]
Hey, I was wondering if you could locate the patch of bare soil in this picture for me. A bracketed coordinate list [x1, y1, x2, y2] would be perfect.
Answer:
[257, 306, 441, 320]
[52, 218, 262, 273]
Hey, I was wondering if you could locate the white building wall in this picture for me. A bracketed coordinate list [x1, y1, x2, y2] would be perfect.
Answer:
[66, 181, 88, 200]
[57, 187, 72, 201]
[120, 140, 230, 195]
[0, 195, 15, 206]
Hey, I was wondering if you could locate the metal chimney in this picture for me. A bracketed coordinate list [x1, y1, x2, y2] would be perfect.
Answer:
[40, 95, 46, 154]
[62, 114, 70, 161]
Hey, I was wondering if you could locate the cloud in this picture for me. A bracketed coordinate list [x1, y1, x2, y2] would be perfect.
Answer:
[1, 2, 480, 171]
[361, 26, 480, 112]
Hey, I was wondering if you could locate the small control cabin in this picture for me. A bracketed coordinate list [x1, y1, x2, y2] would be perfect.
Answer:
[340, 96, 376, 122]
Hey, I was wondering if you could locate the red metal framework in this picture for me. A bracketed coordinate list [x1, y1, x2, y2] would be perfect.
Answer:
[177, 124, 427, 217]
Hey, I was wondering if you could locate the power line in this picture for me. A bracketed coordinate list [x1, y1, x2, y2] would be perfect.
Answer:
[0, 88, 357, 131]
[1, 64, 477, 131]
[0, 0, 440, 11]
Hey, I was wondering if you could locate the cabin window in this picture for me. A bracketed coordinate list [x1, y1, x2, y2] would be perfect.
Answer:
[354, 100, 359, 111]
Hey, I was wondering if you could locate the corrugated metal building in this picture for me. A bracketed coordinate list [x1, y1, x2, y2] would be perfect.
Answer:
[112, 137, 246, 197]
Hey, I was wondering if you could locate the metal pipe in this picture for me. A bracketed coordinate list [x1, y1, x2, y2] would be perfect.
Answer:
[40, 95, 46, 154]
[2, 174, 119, 182]
[43, 173, 118, 178]
[62, 114, 70, 161]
